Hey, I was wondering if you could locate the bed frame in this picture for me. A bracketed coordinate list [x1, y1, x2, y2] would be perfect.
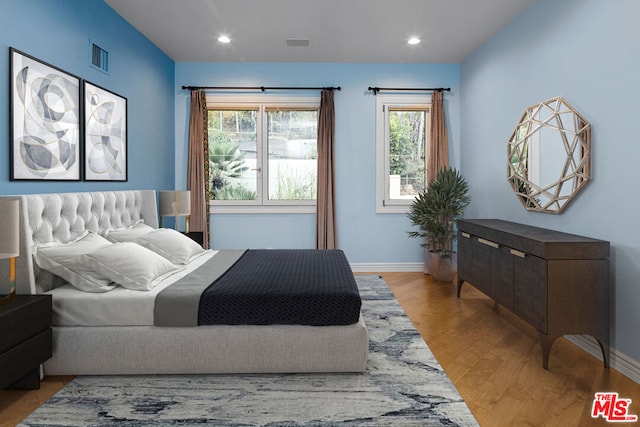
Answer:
[1, 190, 368, 375]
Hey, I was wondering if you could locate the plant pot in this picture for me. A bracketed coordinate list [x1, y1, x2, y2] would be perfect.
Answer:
[424, 247, 431, 275]
[430, 252, 457, 282]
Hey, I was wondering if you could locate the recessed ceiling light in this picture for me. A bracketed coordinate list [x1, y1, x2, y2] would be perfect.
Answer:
[408, 37, 420, 45]
[218, 36, 231, 44]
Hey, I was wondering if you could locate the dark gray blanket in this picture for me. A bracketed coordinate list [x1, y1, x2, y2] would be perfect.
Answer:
[154, 249, 361, 327]
[198, 249, 362, 326]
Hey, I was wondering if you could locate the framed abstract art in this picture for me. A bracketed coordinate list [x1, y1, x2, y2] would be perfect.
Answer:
[10, 48, 81, 181]
[83, 81, 128, 181]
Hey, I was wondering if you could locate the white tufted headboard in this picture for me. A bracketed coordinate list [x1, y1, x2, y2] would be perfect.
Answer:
[0, 190, 158, 295]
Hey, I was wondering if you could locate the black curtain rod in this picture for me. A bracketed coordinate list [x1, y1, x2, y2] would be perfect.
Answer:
[182, 85, 341, 91]
[368, 87, 451, 95]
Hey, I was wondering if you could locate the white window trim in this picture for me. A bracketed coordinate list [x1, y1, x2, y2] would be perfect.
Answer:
[375, 94, 431, 213]
[206, 94, 319, 214]
[211, 204, 317, 215]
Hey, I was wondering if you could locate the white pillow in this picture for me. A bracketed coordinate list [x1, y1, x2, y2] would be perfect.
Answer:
[34, 231, 115, 292]
[105, 222, 154, 243]
[135, 228, 205, 265]
[81, 242, 180, 291]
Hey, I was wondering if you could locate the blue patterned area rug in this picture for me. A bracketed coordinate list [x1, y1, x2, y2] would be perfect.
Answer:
[19, 275, 478, 426]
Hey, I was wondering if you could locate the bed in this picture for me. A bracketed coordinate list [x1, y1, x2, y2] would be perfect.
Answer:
[1, 190, 368, 375]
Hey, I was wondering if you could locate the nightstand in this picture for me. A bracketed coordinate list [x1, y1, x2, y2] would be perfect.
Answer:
[0, 295, 52, 389]
[182, 231, 204, 247]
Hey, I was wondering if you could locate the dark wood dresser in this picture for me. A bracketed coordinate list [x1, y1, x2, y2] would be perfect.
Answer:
[0, 295, 52, 389]
[456, 219, 609, 369]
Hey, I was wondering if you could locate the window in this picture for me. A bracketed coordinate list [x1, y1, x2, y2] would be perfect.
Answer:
[207, 95, 319, 213]
[375, 94, 431, 213]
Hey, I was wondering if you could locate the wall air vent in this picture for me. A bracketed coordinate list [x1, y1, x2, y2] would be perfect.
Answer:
[90, 40, 109, 73]
[286, 39, 310, 47]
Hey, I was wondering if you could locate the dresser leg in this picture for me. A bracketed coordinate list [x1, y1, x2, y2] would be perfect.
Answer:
[540, 333, 610, 369]
[456, 278, 464, 298]
[540, 333, 560, 369]
[594, 337, 610, 368]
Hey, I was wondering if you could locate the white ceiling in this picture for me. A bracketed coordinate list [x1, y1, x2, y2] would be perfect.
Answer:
[105, 0, 534, 63]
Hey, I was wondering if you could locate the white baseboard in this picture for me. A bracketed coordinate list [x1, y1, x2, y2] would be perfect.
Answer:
[350, 262, 424, 273]
[565, 336, 640, 385]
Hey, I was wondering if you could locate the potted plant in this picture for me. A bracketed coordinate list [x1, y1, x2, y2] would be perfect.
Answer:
[407, 166, 471, 282]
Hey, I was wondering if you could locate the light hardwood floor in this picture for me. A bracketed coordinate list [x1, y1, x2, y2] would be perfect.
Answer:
[1, 272, 638, 426]
[381, 272, 640, 426]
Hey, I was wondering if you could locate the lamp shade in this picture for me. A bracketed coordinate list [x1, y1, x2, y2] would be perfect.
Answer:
[0, 199, 19, 259]
[159, 191, 191, 217]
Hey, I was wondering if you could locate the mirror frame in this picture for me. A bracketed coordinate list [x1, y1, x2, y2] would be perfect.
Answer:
[507, 96, 591, 214]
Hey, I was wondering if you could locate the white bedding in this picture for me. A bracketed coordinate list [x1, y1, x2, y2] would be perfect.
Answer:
[47, 250, 216, 326]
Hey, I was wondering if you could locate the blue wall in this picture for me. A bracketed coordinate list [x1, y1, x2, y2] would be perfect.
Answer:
[461, 0, 640, 364]
[0, 0, 175, 195]
[175, 63, 461, 263]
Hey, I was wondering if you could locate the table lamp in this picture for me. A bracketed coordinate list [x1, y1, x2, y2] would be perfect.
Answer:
[0, 199, 19, 301]
[159, 190, 191, 233]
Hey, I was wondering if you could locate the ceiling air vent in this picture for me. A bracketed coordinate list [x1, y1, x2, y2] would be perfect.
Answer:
[90, 40, 109, 73]
[286, 39, 310, 47]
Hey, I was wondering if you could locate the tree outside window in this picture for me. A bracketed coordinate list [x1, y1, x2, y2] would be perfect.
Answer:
[389, 109, 426, 197]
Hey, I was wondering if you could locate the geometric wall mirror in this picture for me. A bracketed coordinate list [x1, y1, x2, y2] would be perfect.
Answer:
[507, 96, 591, 214]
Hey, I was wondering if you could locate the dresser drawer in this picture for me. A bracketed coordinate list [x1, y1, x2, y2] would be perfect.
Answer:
[0, 328, 52, 389]
[0, 295, 52, 389]
[0, 295, 52, 354]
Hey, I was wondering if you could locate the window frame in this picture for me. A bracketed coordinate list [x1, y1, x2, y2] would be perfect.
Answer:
[375, 94, 431, 213]
[206, 94, 320, 214]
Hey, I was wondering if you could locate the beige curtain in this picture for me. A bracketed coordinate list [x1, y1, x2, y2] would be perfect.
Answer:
[187, 89, 210, 249]
[427, 90, 449, 184]
[316, 89, 337, 249]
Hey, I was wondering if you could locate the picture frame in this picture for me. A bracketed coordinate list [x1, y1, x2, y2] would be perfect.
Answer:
[83, 81, 128, 181]
[10, 48, 81, 181]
